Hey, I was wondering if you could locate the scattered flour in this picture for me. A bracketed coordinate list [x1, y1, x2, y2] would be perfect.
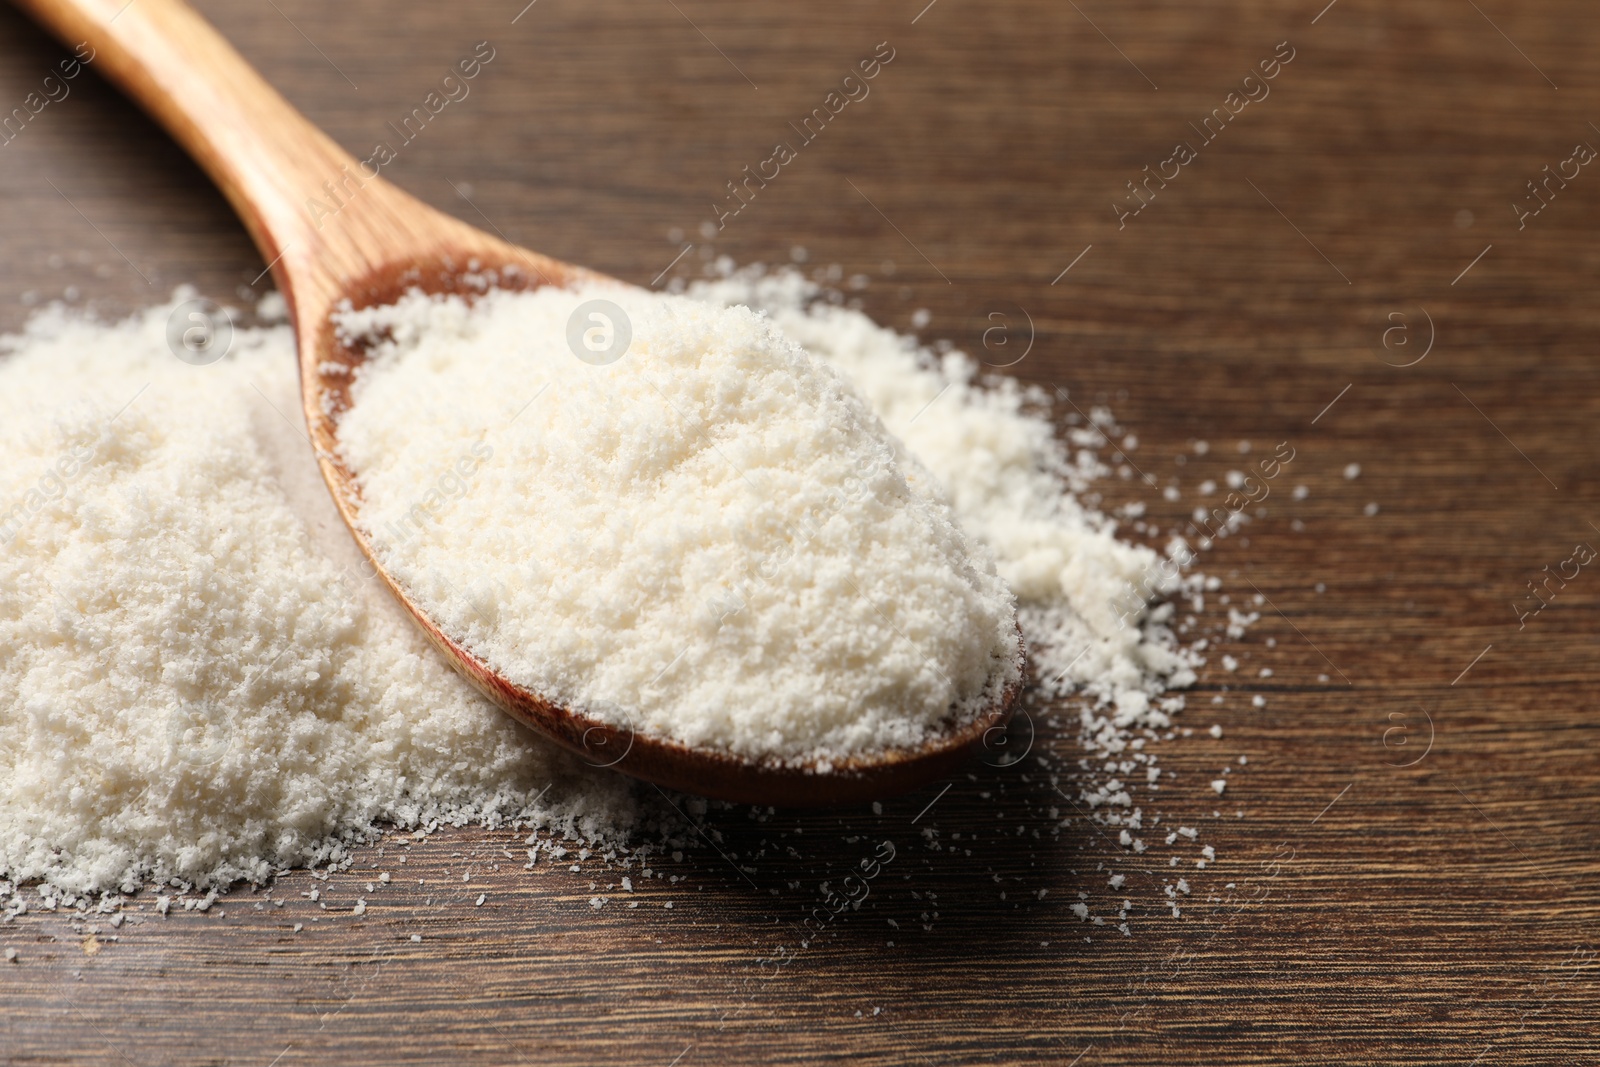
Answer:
[334, 285, 1020, 763]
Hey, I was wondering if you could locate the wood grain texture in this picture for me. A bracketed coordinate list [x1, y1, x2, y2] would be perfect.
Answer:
[1, 0, 1598, 1063]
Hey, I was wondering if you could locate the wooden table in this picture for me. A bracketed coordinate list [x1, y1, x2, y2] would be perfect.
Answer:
[2, 1, 1597, 1063]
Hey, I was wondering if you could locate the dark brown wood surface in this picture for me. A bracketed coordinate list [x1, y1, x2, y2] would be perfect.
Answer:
[2, 0, 1598, 1063]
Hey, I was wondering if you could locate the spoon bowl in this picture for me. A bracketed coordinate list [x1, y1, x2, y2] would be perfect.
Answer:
[17, 0, 1024, 805]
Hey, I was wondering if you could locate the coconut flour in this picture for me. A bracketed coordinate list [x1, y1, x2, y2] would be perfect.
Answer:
[0, 294, 638, 901]
[0, 265, 1201, 905]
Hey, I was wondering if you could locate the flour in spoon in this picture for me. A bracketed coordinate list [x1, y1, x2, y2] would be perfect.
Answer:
[334, 284, 1022, 764]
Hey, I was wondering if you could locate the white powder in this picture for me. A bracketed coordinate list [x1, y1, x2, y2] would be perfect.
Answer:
[688, 269, 1197, 729]
[334, 284, 1020, 762]
[0, 295, 637, 900]
[0, 263, 1206, 904]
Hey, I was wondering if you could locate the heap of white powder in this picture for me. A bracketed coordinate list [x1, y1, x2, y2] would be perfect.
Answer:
[0, 265, 1198, 903]
[689, 270, 1197, 720]
[334, 284, 1021, 763]
[0, 294, 638, 900]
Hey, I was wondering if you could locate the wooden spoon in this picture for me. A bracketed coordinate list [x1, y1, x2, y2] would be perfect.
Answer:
[16, 0, 1024, 805]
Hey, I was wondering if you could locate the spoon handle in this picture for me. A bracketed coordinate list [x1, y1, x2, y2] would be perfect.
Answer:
[13, 0, 419, 304]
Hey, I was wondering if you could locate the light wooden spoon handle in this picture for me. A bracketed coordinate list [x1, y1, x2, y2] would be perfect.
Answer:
[13, 0, 505, 315]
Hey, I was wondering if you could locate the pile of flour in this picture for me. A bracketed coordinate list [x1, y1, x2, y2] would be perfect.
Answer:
[0, 294, 638, 903]
[334, 284, 1021, 763]
[0, 266, 1197, 903]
